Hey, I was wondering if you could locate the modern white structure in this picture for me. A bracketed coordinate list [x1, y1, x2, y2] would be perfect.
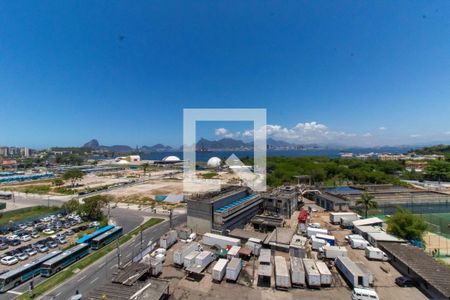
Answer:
[206, 157, 221, 168]
[162, 155, 181, 162]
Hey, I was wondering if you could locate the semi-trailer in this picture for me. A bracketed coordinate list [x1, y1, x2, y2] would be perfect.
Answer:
[315, 260, 332, 286]
[321, 246, 348, 259]
[274, 256, 291, 289]
[202, 233, 240, 249]
[184, 250, 200, 268]
[330, 212, 359, 225]
[290, 256, 306, 287]
[306, 227, 328, 238]
[335, 256, 370, 288]
[160, 230, 177, 249]
[303, 259, 321, 288]
[212, 258, 228, 282]
[225, 257, 242, 282]
[173, 242, 201, 266]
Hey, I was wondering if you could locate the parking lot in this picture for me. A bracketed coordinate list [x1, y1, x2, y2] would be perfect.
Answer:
[0, 212, 96, 272]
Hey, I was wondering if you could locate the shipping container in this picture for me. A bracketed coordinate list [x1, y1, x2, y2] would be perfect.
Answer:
[225, 257, 242, 282]
[315, 233, 336, 246]
[194, 251, 214, 268]
[150, 258, 162, 276]
[306, 227, 328, 238]
[173, 242, 200, 266]
[160, 230, 177, 249]
[330, 212, 358, 224]
[321, 246, 348, 259]
[290, 256, 305, 287]
[212, 258, 228, 282]
[315, 261, 332, 286]
[176, 227, 192, 240]
[303, 259, 321, 288]
[184, 250, 200, 268]
[202, 233, 240, 249]
[274, 256, 291, 289]
[227, 245, 241, 259]
[289, 235, 307, 258]
[335, 257, 370, 288]
[245, 238, 262, 256]
[311, 236, 328, 250]
[355, 262, 374, 286]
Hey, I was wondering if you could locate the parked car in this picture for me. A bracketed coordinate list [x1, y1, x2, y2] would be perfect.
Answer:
[56, 236, 67, 244]
[31, 231, 40, 239]
[20, 235, 32, 242]
[9, 239, 21, 246]
[1, 256, 18, 265]
[395, 276, 415, 287]
[7, 235, 19, 241]
[17, 224, 27, 230]
[0, 243, 8, 250]
[43, 228, 55, 235]
[65, 229, 74, 236]
[47, 241, 58, 248]
[15, 252, 28, 261]
[36, 244, 49, 253]
[25, 248, 37, 256]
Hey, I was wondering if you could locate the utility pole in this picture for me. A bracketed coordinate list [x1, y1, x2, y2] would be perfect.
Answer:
[169, 209, 173, 229]
[140, 225, 143, 259]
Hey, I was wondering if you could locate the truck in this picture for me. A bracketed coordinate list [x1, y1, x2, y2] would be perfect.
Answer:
[315, 260, 332, 286]
[212, 258, 228, 282]
[315, 233, 336, 246]
[330, 212, 358, 224]
[173, 242, 200, 266]
[160, 230, 177, 249]
[335, 256, 370, 288]
[290, 256, 305, 287]
[227, 245, 241, 259]
[274, 256, 291, 289]
[183, 250, 200, 268]
[225, 257, 242, 282]
[186, 250, 215, 274]
[355, 262, 374, 286]
[306, 227, 328, 238]
[311, 236, 328, 250]
[365, 246, 389, 261]
[303, 259, 321, 288]
[321, 246, 348, 259]
[350, 238, 370, 250]
[202, 233, 240, 249]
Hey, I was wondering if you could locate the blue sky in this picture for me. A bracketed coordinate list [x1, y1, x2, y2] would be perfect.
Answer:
[1, 1, 449, 148]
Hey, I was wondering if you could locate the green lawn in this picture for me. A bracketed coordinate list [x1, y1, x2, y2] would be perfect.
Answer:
[0, 206, 60, 226]
[18, 217, 164, 299]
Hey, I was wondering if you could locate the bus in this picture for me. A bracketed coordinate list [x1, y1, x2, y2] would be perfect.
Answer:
[76, 225, 114, 245]
[0, 191, 12, 200]
[41, 243, 90, 277]
[91, 226, 123, 250]
[0, 250, 62, 292]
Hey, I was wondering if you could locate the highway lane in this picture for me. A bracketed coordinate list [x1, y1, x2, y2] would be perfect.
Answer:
[40, 214, 186, 300]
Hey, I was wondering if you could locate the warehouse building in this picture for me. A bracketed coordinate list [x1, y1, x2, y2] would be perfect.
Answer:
[187, 186, 263, 234]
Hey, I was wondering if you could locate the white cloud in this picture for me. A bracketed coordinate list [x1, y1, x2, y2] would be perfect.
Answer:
[444, 131, 450, 135]
[379, 126, 387, 131]
[410, 134, 421, 138]
[214, 128, 240, 139]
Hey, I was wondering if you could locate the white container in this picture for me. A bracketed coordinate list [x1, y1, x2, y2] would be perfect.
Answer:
[194, 251, 214, 268]
[303, 259, 321, 288]
[274, 256, 291, 289]
[365, 246, 389, 261]
[311, 236, 327, 250]
[306, 227, 328, 238]
[150, 258, 162, 276]
[173, 242, 200, 266]
[355, 262, 374, 286]
[335, 257, 369, 288]
[160, 230, 177, 249]
[330, 212, 358, 224]
[322, 246, 348, 259]
[202, 233, 240, 249]
[225, 257, 242, 282]
[227, 245, 241, 259]
[212, 258, 228, 282]
[290, 256, 305, 287]
[315, 233, 336, 246]
[289, 235, 307, 258]
[350, 239, 370, 250]
[245, 239, 262, 256]
[315, 261, 332, 286]
[184, 250, 200, 268]
[346, 234, 364, 242]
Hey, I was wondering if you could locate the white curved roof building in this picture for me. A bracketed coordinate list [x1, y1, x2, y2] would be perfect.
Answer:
[207, 157, 221, 168]
[162, 155, 181, 162]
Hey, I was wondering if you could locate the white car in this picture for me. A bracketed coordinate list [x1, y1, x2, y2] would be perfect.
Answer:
[25, 248, 38, 256]
[1, 256, 18, 266]
[15, 252, 28, 261]
[20, 235, 32, 242]
[7, 235, 19, 241]
[43, 229, 55, 235]
[187, 233, 197, 243]
[89, 221, 100, 227]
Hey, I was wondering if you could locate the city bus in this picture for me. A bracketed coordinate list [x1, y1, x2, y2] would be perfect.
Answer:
[91, 226, 123, 250]
[0, 250, 62, 292]
[76, 225, 114, 246]
[40, 243, 90, 277]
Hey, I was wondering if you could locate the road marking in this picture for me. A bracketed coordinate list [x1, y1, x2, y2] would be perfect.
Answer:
[110, 264, 117, 270]
[77, 275, 87, 282]
[7, 291, 22, 295]
[90, 277, 98, 284]
[56, 292, 62, 297]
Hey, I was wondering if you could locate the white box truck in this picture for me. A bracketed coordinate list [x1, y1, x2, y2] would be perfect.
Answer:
[290, 256, 306, 287]
[212, 258, 228, 282]
[160, 230, 177, 249]
[173, 242, 200, 266]
[274, 256, 291, 289]
[365, 246, 389, 261]
[321, 246, 348, 259]
[315, 260, 332, 286]
[303, 259, 321, 288]
[202, 233, 240, 249]
[184, 250, 200, 268]
[315, 233, 336, 246]
[225, 257, 242, 282]
[311, 236, 328, 250]
[350, 238, 370, 249]
[306, 227, 328, 238]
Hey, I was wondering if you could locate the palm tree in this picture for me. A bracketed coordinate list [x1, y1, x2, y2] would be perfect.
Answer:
[141, 162, 150, 176]
[356, 192, 378, 218]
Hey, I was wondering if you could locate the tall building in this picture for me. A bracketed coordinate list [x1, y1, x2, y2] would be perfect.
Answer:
[21, 147, 30, 157]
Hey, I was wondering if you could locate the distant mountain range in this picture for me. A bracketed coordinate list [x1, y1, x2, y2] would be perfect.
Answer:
[82, 137, 319, 153]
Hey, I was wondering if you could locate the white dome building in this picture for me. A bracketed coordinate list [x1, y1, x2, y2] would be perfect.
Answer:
[162, 155, 181, 162]
[206, 157, 222, 168]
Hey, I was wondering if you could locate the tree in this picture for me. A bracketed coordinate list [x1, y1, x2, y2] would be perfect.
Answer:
[62, 198, 81, 213]
[387, 208, 428, 241]
[63, 169, 84, 188]
[356, 192, 378, 218]
[425, 160, 450, 182]
[141, 162, 150, 176]
[80, 195, 112, 220]
[52, 178, 64, 186]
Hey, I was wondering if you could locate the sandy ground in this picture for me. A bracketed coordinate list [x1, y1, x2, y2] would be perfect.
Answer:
[424, 232, 450, 256]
